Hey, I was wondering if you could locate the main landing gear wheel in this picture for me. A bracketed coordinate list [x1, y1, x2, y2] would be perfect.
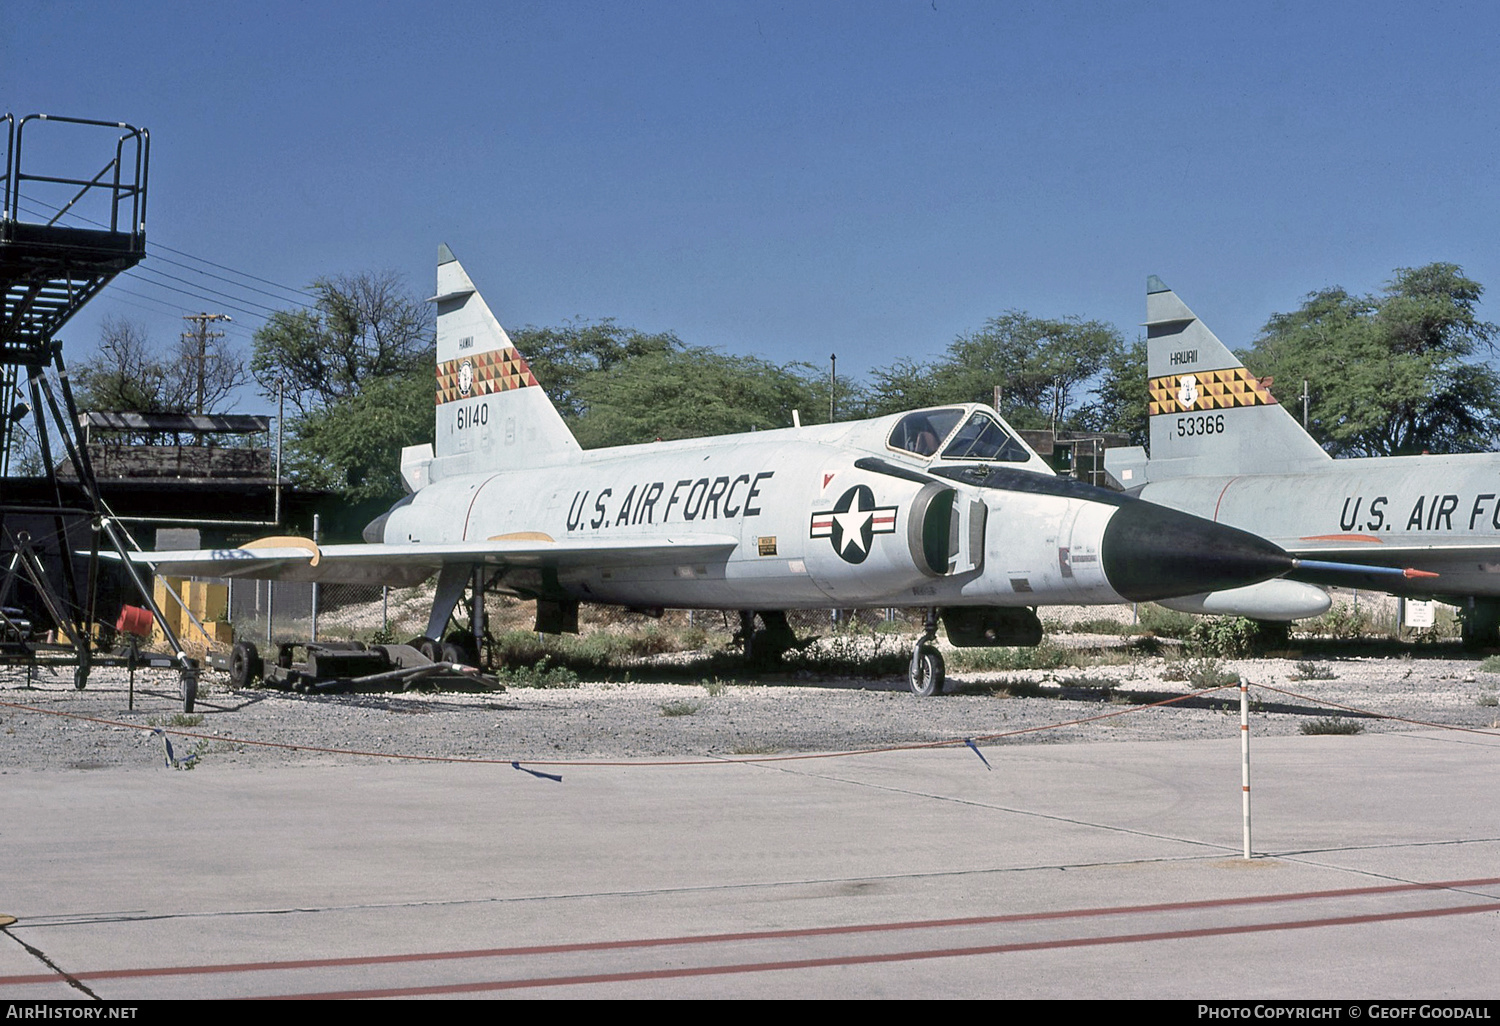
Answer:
[413, 636, 442, 663]
[443, 631, 480, 667]
[909, 647, 945, 697]
[180, 666, 198, 713]
[229, 641, 263, 688]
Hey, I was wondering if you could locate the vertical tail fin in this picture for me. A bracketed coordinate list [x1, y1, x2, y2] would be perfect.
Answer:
[1142, 276, 1329, 477]
[425, 244, 580, 480]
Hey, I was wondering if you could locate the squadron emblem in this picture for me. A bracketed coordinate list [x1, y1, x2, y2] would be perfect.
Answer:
[458, 360, 475, 398]
[810, 485, 897, 564]
[1177, 373, 1199, 409]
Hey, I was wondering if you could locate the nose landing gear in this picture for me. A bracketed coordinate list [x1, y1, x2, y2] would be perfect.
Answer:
[908, 607, 945, 697]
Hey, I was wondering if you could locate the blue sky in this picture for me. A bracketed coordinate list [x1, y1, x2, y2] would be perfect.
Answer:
[6, 1, 1499, 415]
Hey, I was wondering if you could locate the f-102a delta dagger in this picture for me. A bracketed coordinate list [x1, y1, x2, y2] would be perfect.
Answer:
[1102, 278, 1500, 633]
[140, 248, 1406, 693]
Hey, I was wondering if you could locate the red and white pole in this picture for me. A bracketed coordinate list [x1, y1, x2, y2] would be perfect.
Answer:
[1241, 680, 1253, 859]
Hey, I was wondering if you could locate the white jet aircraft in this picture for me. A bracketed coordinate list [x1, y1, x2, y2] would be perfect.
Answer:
[1103, 278, 1497, 635]
[140, 249, 1399, 693]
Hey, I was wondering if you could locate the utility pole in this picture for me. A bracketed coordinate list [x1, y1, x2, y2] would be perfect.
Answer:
[181, 312, 231, 415]
[829, 353, 837, 422]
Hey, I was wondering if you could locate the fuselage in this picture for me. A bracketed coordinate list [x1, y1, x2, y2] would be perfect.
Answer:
[1137, 451, 1500, 600]
[378, 404, 1294, 611]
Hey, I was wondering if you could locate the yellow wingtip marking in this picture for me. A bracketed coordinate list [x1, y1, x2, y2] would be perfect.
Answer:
[243, 535, 322, 567]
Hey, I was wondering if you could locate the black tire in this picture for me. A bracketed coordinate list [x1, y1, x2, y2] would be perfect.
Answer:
[415, 636, 442, 663]
[443, 631, 480, 666]
[229, 641, 263, 688]
[909, 647, 945, 697]
[181, 672, 197, 713]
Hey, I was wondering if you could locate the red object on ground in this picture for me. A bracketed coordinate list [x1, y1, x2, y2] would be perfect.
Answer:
[115, 605, 154, 638]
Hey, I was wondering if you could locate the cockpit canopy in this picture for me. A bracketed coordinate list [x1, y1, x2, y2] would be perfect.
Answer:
[887, 407, 1034, 463]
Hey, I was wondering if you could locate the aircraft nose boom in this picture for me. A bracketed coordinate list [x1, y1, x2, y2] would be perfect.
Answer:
[1100, 500, 1295, 603]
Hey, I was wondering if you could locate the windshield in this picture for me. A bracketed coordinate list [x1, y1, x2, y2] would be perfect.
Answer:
[940, 411, 1032, 462]
[888, 408, 966, 457]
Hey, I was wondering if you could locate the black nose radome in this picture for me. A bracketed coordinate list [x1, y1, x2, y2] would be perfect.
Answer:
[1101, 500, 1295, 603]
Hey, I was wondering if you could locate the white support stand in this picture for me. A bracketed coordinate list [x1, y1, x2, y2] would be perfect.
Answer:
[1241, 680, 1253, 859]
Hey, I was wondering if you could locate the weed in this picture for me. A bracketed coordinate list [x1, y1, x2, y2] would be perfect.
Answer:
[660, 700, 702, 717]
[1046, 618, 1134, 636]
[147, 713, 203, 728]
[1136, 604, 1198, 639]
[1188, 616, 1271, 657]
[1128, 635, 1163, 655]
[951, 642, 1074, 672]
[701, 678, 726, 697]
[1059, 674, 1117, 693]
[994, 680, 1048, 698]
[494, 656, 580, 689]
[731, 743, 782, 755]
[1479, 656, 1500, 674]
[1301, 603, 1371, 640]
[780, 633, 910, 677]
[1166, 655, 1240, 689]
[1478, 694, 1499, 707]
[1288, 661, 1337, 681]
[1300, 717, 1363, 735]
[1081, 649, 1136, 667]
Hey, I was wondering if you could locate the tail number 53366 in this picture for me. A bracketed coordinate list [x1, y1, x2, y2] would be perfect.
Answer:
[1176, 414, 1224, 437]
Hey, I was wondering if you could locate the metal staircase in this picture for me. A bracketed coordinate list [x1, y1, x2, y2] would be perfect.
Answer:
[0, 114, 195, 709]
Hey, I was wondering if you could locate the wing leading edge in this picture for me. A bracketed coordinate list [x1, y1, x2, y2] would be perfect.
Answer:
[128, 535, 741, 587]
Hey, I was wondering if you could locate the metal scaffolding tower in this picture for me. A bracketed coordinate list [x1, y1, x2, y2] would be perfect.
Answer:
[1, 113, 196, 710]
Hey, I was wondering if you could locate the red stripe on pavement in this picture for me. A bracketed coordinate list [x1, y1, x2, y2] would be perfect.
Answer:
[5, 876, 1497, 988]
[263, 900, 1500, 999]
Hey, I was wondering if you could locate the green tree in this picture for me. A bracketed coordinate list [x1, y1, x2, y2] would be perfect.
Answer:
[251, 271, 434, 507]
[285, 367, 432, 504]
[508, 319, 682, 424]
[568, 348, 824, 448]
[75, 316, 168, 418]
[1240, 263, 1500, 456]
[864, 357, 958, 416]
[867, 312, 1121, 429]
[74, 315, 247, 443]
[1074, 337, 1148, 445]
[251, 271, 432, 415]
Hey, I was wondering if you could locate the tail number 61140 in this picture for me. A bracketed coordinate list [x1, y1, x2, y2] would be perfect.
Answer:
[456, 403, 488, 430]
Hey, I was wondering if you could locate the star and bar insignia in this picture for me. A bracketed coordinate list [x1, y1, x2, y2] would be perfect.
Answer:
[810, 484, 898, 564]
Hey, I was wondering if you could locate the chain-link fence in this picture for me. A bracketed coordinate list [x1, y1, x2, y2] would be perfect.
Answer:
[225, 580, 436, 645]
[214, 577, 916, 648]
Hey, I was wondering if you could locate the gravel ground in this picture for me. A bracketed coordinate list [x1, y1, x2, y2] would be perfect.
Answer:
[3, 625, 1498, 773]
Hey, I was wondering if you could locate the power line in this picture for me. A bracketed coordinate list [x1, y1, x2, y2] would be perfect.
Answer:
[145, 250, 313, 309]
[120, 268, 277, 323]
[145, 241, 311, 301]
[12, 197, 315, 317]
[100, 289, 260, 343]
[128, 265, 282, 317]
